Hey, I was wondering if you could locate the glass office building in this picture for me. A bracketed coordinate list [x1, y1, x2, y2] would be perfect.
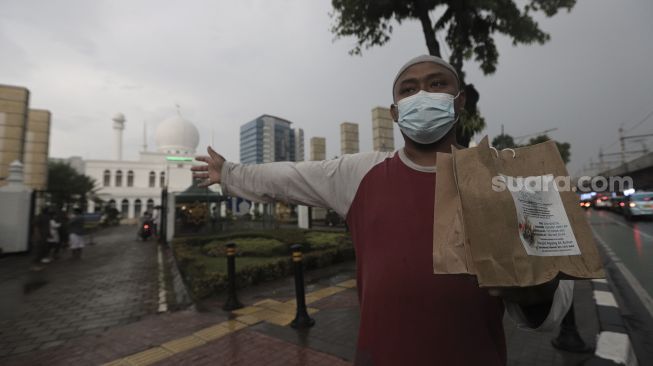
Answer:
[240, 115, 304, 164]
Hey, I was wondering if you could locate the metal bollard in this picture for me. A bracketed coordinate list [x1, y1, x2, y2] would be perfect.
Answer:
[290, 244, 315, 329]
[222, 243, 243, 311]
[551, 302, 592, 353]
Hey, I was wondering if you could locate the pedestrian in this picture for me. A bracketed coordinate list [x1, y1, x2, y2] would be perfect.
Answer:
[31, 207, 51, 271]
[69, 208, 85, 259]
[54, 210, 70, 259]
[42, 211, 62, 264]
[192, 55, 574, 366]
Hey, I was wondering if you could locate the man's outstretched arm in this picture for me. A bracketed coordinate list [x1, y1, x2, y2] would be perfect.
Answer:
[192, 146, 393, 217]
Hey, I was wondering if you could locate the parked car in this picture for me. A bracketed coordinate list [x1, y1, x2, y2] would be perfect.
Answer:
[622, 192, 653, 221]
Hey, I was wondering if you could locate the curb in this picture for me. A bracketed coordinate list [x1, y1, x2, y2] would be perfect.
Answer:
[161, 244, 194, 311]
[583, 226, 649, 366]
[583, 278, 638, 366]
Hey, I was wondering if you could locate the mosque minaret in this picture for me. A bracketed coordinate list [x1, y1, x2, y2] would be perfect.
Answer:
[112, 113, 126, 161]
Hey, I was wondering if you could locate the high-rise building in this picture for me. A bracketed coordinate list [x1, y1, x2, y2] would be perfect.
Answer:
[0, 85, 29, 187]
[372, 107, 395, 152]
[294, 128, 305, 162]
[239, 114, 303, 164]
[310, 137, 326, 161]
[23, 109, 51, 190]
[340, 122, 359, 155]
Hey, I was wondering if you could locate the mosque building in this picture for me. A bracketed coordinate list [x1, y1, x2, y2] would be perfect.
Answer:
[82, 112, 202, 220]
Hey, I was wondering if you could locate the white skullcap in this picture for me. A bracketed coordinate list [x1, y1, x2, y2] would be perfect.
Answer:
[392, 55, 460, 95]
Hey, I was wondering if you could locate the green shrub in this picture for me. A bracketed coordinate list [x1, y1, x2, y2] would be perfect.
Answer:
[210, 229, 307, 246]
[202, 237, 288, 257]
[305, 231, 346, 251]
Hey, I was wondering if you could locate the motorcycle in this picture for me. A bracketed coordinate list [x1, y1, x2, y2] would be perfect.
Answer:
[139, 221, 153, 241]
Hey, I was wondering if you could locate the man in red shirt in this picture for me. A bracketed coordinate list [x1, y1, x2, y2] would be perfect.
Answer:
[192, 55, 572, 366]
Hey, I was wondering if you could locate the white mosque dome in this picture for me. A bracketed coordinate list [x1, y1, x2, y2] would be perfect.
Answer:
[155, 115, 200, 155]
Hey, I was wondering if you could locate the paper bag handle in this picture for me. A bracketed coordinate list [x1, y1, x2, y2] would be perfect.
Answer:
[490, 147, 516, 159]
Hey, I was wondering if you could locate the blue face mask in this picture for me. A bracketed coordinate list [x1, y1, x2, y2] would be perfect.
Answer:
[396, 90, 460, 144]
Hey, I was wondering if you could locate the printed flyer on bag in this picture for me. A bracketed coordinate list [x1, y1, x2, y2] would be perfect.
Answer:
[499, 174, 581, 257]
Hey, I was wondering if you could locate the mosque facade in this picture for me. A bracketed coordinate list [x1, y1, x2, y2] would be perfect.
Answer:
[82, 112, 202, 220]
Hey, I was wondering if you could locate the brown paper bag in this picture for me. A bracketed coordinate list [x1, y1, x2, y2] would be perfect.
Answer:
[451, 137, 604, 287]
[433, 151, 476, 275]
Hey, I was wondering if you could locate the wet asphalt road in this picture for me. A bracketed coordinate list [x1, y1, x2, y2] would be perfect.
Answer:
[587, 209, 653, 297]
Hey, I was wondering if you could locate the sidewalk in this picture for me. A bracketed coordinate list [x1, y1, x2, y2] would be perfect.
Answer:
[1, 259, 602, 366]
[0, 226, 161, 360]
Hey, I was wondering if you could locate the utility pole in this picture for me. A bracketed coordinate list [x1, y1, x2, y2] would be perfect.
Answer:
[619, 126, 626, 165]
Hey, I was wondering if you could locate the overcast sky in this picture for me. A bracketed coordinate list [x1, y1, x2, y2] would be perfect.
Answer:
[1, 0, 652, 176]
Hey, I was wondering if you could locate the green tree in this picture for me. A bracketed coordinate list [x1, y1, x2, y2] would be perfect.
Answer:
[527, 134, 571, 164]
[47, 161, 97, 210]
[491, 133, 517, 150]
[331, 0, 576, 146]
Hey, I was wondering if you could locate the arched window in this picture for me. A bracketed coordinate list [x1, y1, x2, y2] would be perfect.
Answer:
[149, 171, 156, 187]
[127, 170, 134, 187]
[146, 199, 154, 212]
[160, 172, 166, 188]
[115, 170, 123, 187]
[134, 199, 142, 217]
[103, 170, 111, 187]
[121, 199, 129, 216]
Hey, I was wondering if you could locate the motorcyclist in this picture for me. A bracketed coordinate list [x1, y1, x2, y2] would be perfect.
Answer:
[138, 211, 154, 240]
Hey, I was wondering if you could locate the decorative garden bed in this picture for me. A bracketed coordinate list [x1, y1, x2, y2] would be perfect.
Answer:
[172, 229, 354, 299]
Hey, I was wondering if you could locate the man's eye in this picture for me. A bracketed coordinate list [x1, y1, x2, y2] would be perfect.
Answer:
[431, 80, 445, 88]
[401, 87, 417, 94]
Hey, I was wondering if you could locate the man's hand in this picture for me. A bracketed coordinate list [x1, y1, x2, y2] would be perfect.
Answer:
[488, 279, 559, 328]
[487, 279, 559, 306]
[191, 146, 226, 188]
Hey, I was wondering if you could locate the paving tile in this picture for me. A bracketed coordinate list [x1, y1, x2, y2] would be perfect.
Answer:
[335, 279, 356, 288]
[231, 306, 263, 316]
[160, 335, 205, 354]
[193, 325, 232, 342]
[235, 315, 263, 326]
[124, 347, 172, 366]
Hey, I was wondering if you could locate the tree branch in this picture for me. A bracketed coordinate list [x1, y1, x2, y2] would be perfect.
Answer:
[415, 2, 440, 57]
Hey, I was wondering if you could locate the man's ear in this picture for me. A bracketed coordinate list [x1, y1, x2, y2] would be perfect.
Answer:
[390, 104, 398, 122]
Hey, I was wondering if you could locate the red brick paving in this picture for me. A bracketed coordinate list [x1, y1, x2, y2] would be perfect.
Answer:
[311, 289, 359, 310]
[1, 310, 228, 366]
[154, 329, 352, 366]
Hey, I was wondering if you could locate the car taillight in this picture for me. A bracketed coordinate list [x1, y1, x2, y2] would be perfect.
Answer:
[144, 224, 150, 229]
[596, 199, 602, 203]
[620, 202, 625, 207]
[629, 202, 636, 208]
